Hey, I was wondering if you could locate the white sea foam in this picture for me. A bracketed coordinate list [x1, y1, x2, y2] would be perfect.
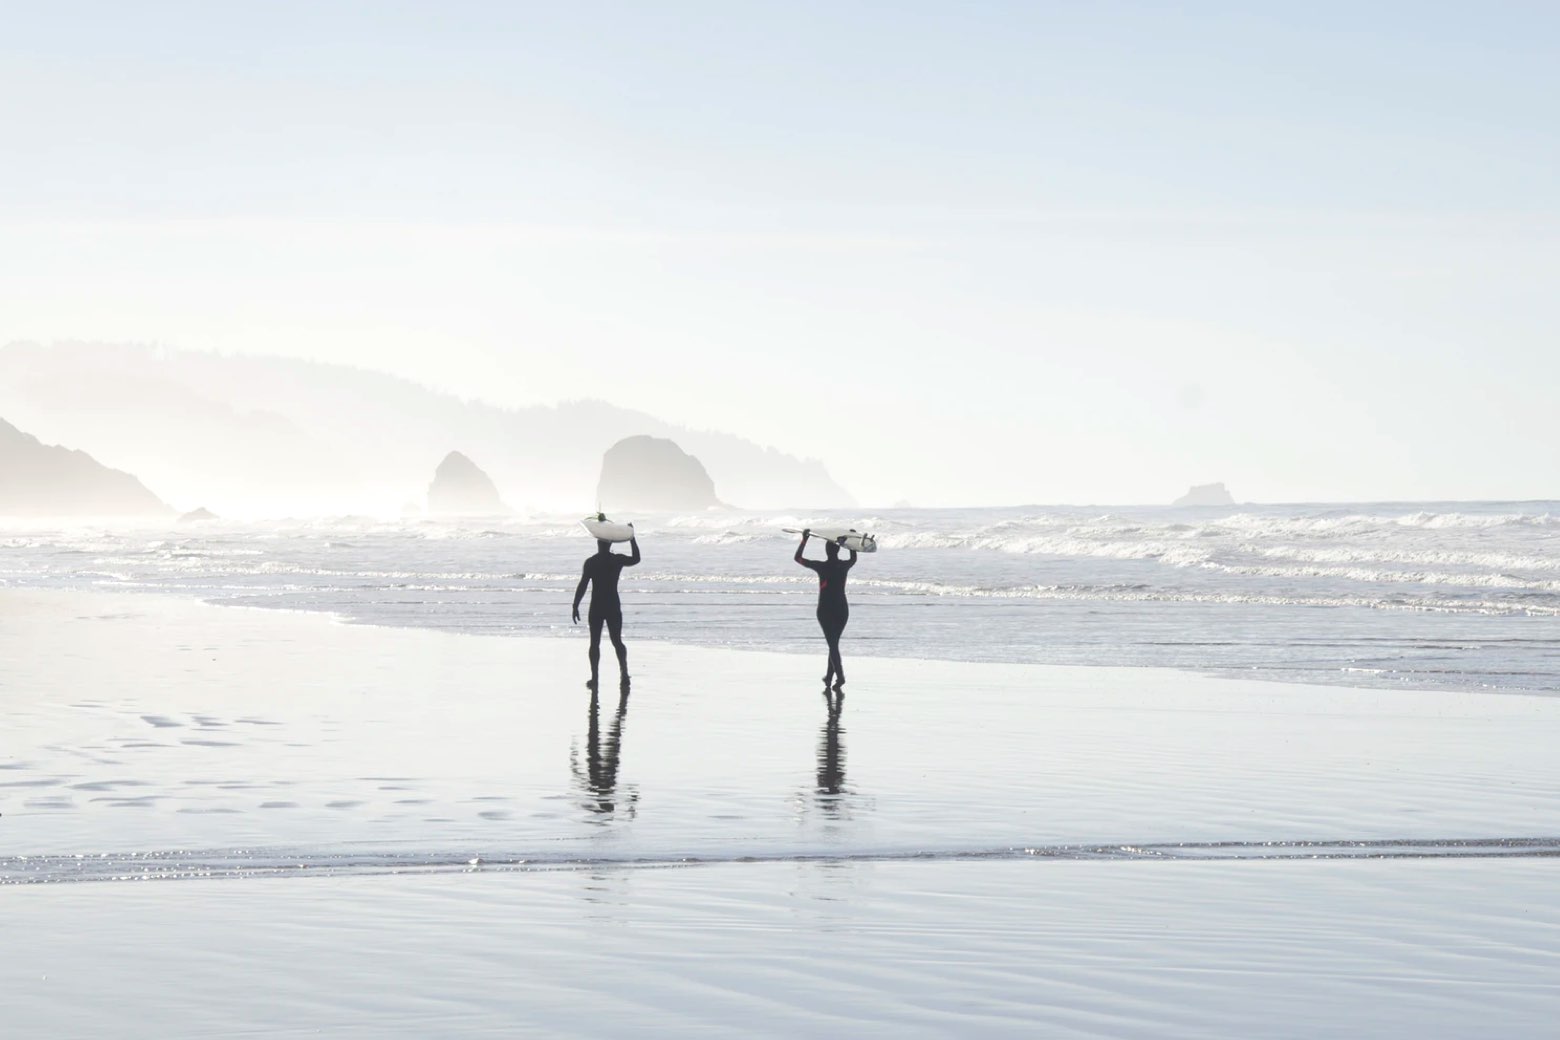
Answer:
[4, 502, 1560, 692]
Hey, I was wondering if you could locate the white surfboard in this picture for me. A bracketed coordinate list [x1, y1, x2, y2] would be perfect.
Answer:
[582, 515, 636, 542]
[783, 527, 878, 553]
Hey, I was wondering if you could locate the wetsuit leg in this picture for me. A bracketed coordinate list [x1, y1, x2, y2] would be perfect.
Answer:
[605, 607, 628, 683]
[587, 611, 605, 689]
[830, 604, 848, 684]
[817, 603, 848, 685]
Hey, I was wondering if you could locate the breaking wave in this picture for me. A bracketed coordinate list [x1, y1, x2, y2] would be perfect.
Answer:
[5, 501, 1560, 693]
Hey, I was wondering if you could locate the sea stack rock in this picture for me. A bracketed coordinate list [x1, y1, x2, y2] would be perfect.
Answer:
[1172, 482, 1236, 507]
[597, 435, 719, 511]
[426, 451, 507, 515]
[178, 507, 219, 523]
[0, 418, 170, 516]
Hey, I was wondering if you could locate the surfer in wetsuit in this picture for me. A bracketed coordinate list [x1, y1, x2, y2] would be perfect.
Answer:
[795, 529, 857, 691]
[572, 530, 640, 692]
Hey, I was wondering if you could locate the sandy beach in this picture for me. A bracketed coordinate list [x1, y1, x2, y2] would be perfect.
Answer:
[9, 2, 1558, 1033]
[5, 589, 1560, 1036]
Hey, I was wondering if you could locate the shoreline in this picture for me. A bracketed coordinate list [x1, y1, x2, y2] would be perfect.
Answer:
[13, 835, 1560, 889]
[12, 578, 1546, 700]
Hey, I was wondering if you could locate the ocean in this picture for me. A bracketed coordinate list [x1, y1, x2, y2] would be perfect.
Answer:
[5, 501, 1557, 695]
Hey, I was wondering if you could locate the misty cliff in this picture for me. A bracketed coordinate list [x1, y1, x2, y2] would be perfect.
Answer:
[597, 436, 720, 512]
[0, 417, 170, 516]
[0, 342, 855, 515]
[427, 452, 508, 515]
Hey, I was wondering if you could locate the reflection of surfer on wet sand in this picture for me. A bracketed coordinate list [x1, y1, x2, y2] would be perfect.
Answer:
[572, 689, 634, 817]
[817, 695, 845, 797]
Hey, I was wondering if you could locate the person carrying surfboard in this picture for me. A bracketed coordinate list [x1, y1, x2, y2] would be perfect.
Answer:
[572, 527, 640, 692]
[795, 528, 856, 691]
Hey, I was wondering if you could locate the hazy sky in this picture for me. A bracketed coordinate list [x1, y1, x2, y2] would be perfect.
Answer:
[4, 1, 1558, 505]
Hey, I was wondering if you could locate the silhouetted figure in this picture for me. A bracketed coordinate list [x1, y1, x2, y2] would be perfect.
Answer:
[572, 688, 634, 817]
[795, 528, 857, 690]
[573, 531, 640, 691]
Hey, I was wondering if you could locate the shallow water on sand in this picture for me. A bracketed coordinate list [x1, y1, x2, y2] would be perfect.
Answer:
[5, 593, 1560, 885]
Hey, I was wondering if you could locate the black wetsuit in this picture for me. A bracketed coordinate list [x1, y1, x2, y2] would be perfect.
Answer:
[575, 540, 640, 687]
[582, 553, 630, 629]
[801, 557, 852, 637]
[796, 541, 856, 685]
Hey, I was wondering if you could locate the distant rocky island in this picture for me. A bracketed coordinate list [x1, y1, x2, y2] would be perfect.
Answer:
[597, 435, 719, 511]
[427, 451, 508, 515]
[0, 417, 170, 516]
[1173, 482, 1236, 507]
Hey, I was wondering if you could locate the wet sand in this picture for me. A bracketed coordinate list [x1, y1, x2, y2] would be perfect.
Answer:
[4, 590, 1560, 1034]
[7, 858, 1560, 1038]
